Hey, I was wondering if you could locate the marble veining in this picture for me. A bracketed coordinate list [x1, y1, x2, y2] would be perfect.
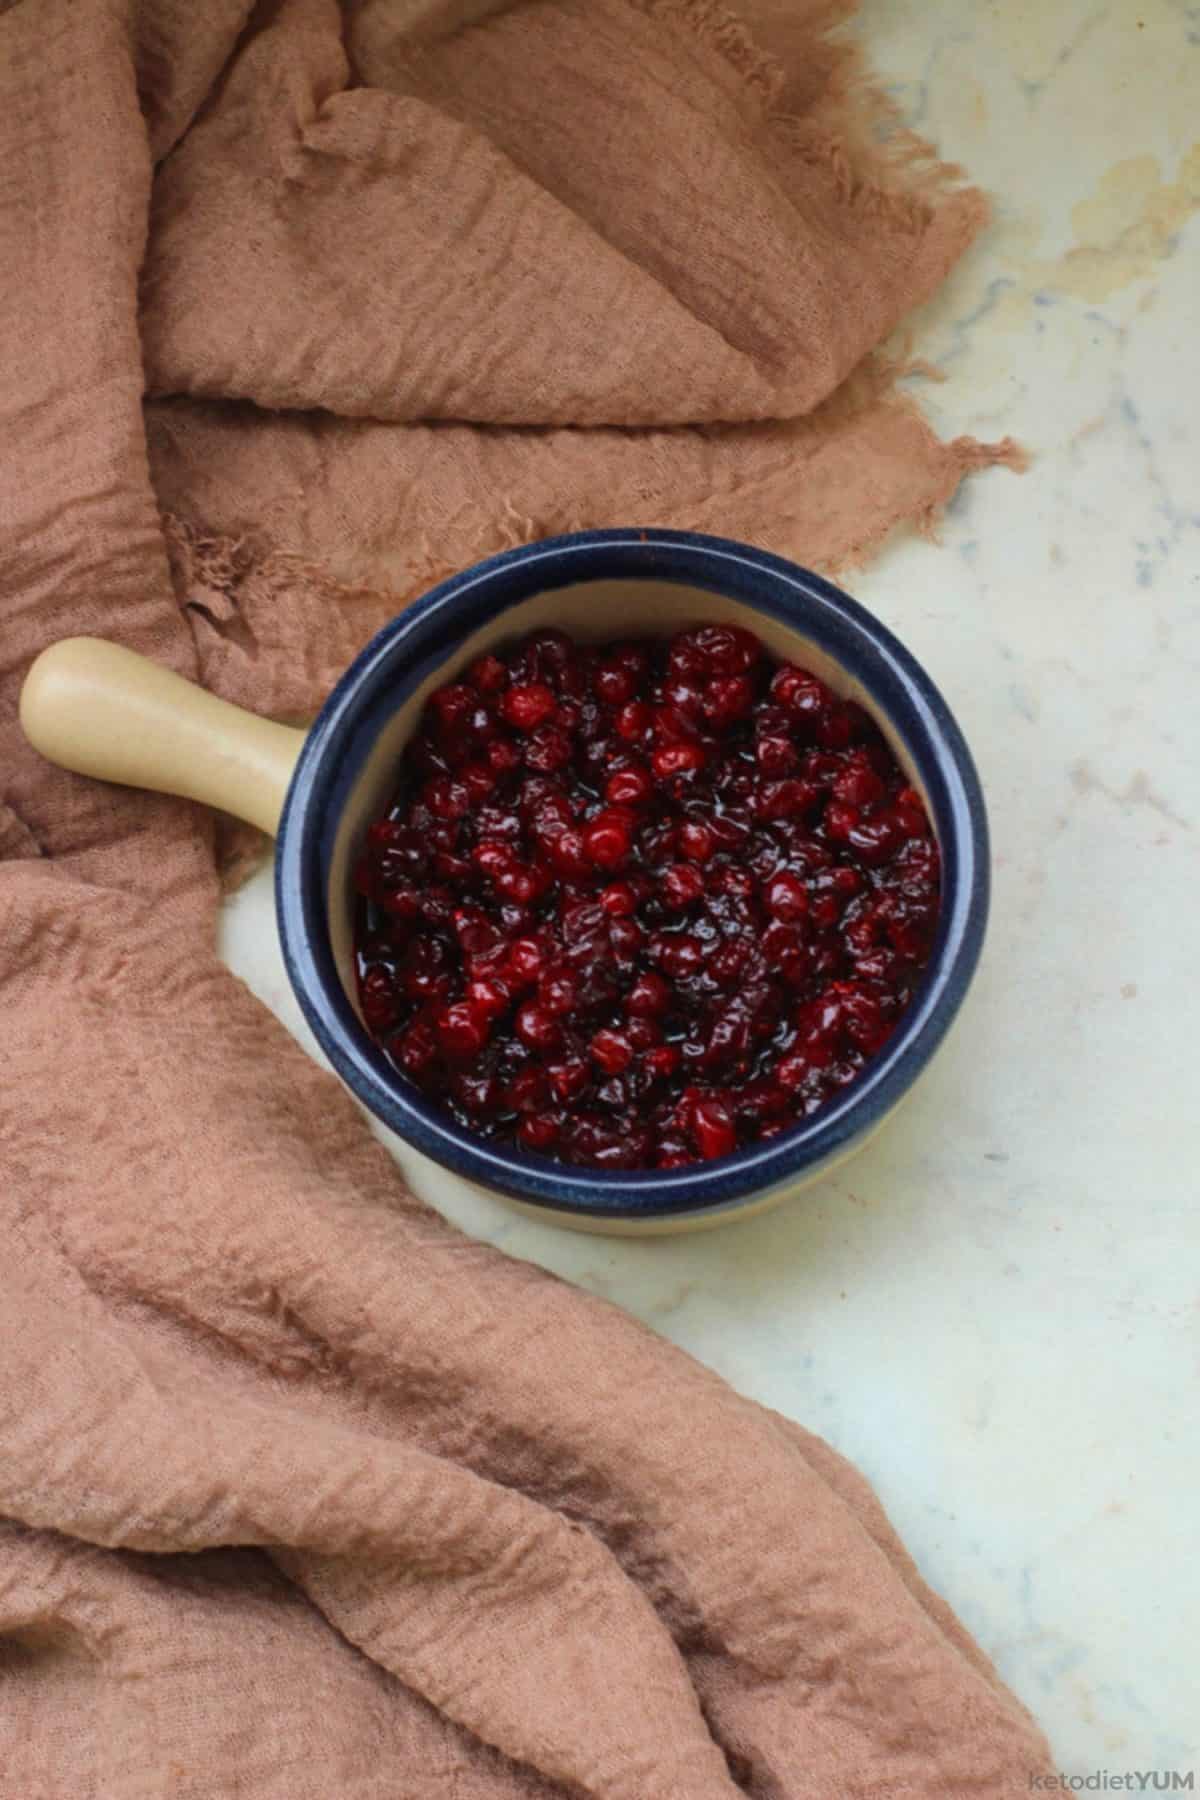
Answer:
[220, 0, 1200, 1777]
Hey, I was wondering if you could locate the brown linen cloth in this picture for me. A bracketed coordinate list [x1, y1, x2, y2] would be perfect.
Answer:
[0, 1, 1047, 1794]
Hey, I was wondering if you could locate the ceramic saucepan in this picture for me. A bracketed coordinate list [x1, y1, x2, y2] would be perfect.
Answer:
[20, 530, 988, 1235]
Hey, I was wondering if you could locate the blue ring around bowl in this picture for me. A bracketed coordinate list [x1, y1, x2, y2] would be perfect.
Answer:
[276, 529, 988, 1221]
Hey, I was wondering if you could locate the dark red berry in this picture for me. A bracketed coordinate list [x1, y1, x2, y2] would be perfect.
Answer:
[437, 1003, 490, 1059]
[468, 653, 508, 694]
[660, 863, 705, 910]
[590, 1028, 634, 1076]
[518, 1113, 562, 1152]
[652, 743, 705, 779]
[605, 766, 653, 807]
[501, 683, 557, 731]
[614, 700, 653, 741]
[764, 871, 809, 921]
[690, 1096, 736, 1160]
[678, 820, 715, 862]
[627, 970, 670, 1016]
[515, 1002, 560, 1052]
[583, 810, 632, 868]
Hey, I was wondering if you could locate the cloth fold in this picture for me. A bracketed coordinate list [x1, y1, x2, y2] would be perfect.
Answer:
[0, 0, 1048, 1793]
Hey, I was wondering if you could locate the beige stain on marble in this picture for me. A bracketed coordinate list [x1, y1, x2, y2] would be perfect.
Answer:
[1048, 147, 1200, 301]
[984, 147, 1199, 330]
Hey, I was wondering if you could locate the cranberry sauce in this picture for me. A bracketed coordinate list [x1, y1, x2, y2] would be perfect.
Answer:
[353, 624, 940, 1170]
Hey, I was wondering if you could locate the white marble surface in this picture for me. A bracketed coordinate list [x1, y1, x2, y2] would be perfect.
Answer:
[220, 1, 1200, 1779]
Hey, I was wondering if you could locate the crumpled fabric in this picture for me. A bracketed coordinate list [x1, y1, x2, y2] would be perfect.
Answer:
[0, 0, 1047, 1794]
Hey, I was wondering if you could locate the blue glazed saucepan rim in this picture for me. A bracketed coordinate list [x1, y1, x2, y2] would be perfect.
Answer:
[276, 529, 988, 1222]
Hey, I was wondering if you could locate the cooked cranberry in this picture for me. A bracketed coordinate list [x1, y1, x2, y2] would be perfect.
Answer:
[360, 966, 400, 1031]
[468, 653, 507, 694]
[486, 738, 521, 778]
[427, 683, 475, 734]
[518, 1113, 563, 1152]
[590, 1028, 634, 1075]
[391, 1018, 438, 1077]
[501, 683, 557, 731]
[608, 916, 643, 964]
[356, 624, 939, 1168]
[465, 976, 510, 1019]
[437, 1002, 490, 1058]
[599, 880, 637, 917]
[832, 750, 886, 810]
[547, 1057, 590, 1103]
[627, 970, 670, 1015]
[652, 743, 706, 779]
[678, 819, 715, 862]
[823, 800, 859, 842]
[547, 828, 589, 879]
[764, 871, 809, 921]
[845, 815, 903, 865]
[644, 1044, 682, 1082]
[771, 666, 829, 724]
[524, 725, 572, 772]
[425, 776, 471, 819]
[756, 732, 798, 776]
[376, 881, 422, 921]
[515, 1002, 560, 1051]
[583, 810, 632, 868]
[614, 699, 653, 741]
[594, 658, 638, 707]
[692, 624, 757, 674]
[505, 1067, 549, 1113]
[625, 1016, 662, 1051]
[703, 674, 754, 727]
[690, 1095, 737, 1160]
[659, 934, 705, 979]
[605, 766, 653, 808]
[661, 864, 705, 910]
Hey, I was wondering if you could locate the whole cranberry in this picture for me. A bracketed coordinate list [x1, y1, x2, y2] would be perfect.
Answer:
[517, 1113, 561, 1153]
[703, 674, 754, 728]
[660, 864, 705, 910]
[515, 1002, 560, 1052]
[437, 1002, 490, 1059]
[468, 653, 508, 694]
[427, 683, 475, 734]
[486, 738, 522, 777]
[678, 820, 715, 862]
[628, 970, 671, 1016]
[524, 725, 572, 772]
[652, 743, 706, 779]
[590, 1029, 635, 1075]
[660, 935, 704, 979]
[644, 1044, 683, 1082]
[583, 810, 633, 868]
[614, 700, 653, 741]
[771, 666, 829, 725]
[360, 966, 400, 1031]
[502, 683, 557, 731]
[600, 881, 637, 917]
[689, 1095, 737, 1160]
[594, 659, 638, 707]
[605, 766, 653, 808]
[832, 751, 886, 810]
[547, 1058, 590, 1103]
[756, 732, 798, 776]
[764, 871, 809, 921]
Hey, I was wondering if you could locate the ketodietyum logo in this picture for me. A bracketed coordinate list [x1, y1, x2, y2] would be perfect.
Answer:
[1030, 1775, 1195, 1793]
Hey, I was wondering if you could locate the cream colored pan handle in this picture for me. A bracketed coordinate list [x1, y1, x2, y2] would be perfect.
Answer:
[19, 637, 306, 837]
